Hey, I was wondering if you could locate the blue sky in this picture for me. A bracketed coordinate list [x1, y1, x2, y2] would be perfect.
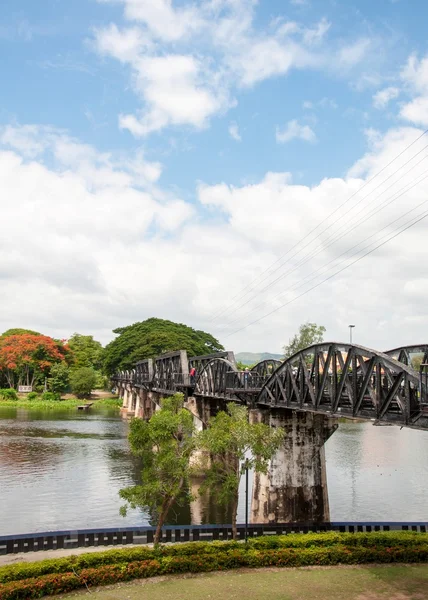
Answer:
[1, 0, 428, 352]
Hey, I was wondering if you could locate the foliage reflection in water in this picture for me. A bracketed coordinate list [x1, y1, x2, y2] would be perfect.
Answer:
[0, 407, 427, 535]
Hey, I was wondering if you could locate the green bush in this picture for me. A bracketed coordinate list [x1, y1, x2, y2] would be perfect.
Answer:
[49, 362, 70, 394]
[0, 389, 18, 401]
[1, 541, 428, 600]
[0, 532, 427, 586]
[26, 392, 39, 401]
[69, 367, 97, 398]
[41, 392, 60, 402]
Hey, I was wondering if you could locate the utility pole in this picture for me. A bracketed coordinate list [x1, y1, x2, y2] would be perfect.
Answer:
[349, 325, 355, 344]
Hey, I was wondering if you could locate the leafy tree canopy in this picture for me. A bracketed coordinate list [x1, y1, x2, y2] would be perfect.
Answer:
[69, 367, 97, 398]
[119, 393, 195, 544]
[0, 334, 67, 389]
[1, 328, 41, 337]
[283, 322, 326, 359]
[197, 403, 283, 539]
[103, 318, 224, 375]
[67, 333, 103, 370]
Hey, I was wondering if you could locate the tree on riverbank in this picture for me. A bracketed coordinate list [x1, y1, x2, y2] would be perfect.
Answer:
[197, 403, 283, 540]
[69, 367, 98, 398]
[68, 333, 103, 370]
[0, 334, 68, 389]
[283, 322, 326, 359]
[119, 393, 195, 544]
[103, 318, 224, 375]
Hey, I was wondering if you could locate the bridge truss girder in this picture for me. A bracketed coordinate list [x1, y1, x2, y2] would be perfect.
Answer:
[257, 343, 428, 429]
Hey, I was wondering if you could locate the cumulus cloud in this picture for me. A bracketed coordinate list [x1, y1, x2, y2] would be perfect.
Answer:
[373, 86, 400, 109]
[118, 54, 233, 136]
[2, 122, 428, 353]
[276, 119, 317, 143]
[399, 54, 428, 126]
[93, 0, 372, 136]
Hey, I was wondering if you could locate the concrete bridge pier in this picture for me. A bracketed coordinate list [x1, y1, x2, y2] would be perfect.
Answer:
[251, 409, 338, 524]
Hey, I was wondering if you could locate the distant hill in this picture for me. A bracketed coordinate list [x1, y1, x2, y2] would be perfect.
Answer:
[235, 352, 283, 366]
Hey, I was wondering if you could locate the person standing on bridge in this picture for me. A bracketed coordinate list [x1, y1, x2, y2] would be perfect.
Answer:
[189, 366, 196, 386]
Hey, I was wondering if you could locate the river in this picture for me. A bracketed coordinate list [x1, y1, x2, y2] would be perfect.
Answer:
[0, 406, 427, 535]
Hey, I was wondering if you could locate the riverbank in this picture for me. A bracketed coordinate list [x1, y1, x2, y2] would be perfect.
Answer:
[0, 396, 121, 410]
[55, 564, 428, 600]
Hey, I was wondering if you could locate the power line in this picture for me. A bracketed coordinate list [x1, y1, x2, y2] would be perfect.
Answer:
[224, 203, 428, 337]
[208, 128, 428, 322]
[217, 162, 428, 328]
[228, 177, 428, 328]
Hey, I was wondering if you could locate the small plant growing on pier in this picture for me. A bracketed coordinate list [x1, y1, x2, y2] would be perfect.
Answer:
[197, 404, 283, 540]
[119, 393, 195, 545]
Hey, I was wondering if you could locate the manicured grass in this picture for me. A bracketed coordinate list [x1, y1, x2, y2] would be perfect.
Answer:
[0, 397, 121, 410]
[54, 564, 428, 600]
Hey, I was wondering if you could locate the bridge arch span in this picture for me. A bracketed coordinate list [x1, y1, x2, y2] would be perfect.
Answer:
[257, 342, 427, 428]
[194, 358, 239, 398]
[385, 345, 428, 368]
[251, 359, 282, 377]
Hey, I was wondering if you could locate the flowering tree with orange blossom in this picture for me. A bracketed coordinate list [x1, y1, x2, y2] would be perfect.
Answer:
[0, 334, 68, 389]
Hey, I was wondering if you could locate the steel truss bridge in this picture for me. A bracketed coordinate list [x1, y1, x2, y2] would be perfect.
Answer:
[112, 344, 428, 430]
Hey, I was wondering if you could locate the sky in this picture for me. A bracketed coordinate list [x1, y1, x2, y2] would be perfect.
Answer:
[1, 0, 428, 354]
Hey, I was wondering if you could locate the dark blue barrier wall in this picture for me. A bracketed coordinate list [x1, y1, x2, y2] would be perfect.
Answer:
[1, 522, 427, 555]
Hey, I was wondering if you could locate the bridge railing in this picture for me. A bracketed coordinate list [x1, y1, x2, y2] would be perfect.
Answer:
[225, 371, 270, 393]
[2, 522, 427, 555]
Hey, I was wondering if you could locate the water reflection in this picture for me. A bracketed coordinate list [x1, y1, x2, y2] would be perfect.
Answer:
[325, 421, 428, 521]
[0, 408, 427, 535]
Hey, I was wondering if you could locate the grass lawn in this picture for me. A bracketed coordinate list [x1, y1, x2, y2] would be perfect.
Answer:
[56, 565, 428, 600]
[0, 396, 121, 410]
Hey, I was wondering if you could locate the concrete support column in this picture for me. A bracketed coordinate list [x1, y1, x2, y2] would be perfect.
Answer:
[119, 384, 127, 408]
[251, 409, 337, 524]
[134, 391, 141, 418]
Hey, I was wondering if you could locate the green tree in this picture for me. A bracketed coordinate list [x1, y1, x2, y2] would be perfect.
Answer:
[197, 403, 283, 540]
[68, 333, 103, 370]
[411, 354, 424, 371]
[69, 367, 97, 398]
[119, 393, 195, 544]
[49, 362, 70, 394]
[283, 322, 326, 359]
[103, 318, 224, 375]
[1, 328, 41, 337]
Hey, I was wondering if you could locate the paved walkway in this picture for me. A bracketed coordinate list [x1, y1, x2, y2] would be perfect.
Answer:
[0, 545, 132, 566]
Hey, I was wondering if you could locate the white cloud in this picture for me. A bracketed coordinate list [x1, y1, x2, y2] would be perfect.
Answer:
[93, 24, 152, 62]
[400, 54, 428, 127]
[93, 1, 372, 136]
[373, 86, 400, 109]
[336, 38, 371, 69]
[102, 0, 204, 42]
[118, 54, 233, 136]
[229, 121, 241, 142]
[400, 96, 428, 127]
[2, 122, 428, 354]
[276, 119, 317, 143]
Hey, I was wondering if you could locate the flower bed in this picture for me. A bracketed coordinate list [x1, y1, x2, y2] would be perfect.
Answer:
[0, 532, 427, 600]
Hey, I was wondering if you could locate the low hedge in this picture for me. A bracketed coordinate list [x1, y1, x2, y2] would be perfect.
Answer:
[1, 532, 427, 585]
[1, 543, 428, 600]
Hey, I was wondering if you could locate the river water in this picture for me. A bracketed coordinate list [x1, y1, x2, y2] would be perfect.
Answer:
[0, 406, 427, 535]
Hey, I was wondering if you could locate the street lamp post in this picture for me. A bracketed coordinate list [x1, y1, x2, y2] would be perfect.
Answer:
[244, 458, 249, 544]
[349, 325, 355, 344]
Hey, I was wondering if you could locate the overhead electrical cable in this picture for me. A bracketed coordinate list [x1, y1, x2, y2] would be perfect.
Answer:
[216, 157, 428, 327]
[222, 174, 428, 330]
[224, 204, 428, 337]
[208, 129, 428, 322]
